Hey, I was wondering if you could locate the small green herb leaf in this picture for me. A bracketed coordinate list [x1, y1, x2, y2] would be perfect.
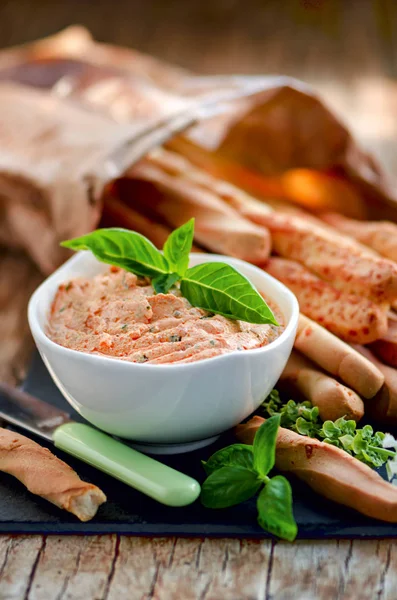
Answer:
[163, 219, 194, 276]
[62, 228, 170, 279]
[257, 476, 297, 541]
[202, 444, 254, 476]
[261, 389, 397, 469]
[152, 272, 180, 294]
[180, 262, 278, 325]
[200, 466, 261, 509]
[253, 415, 281, 479]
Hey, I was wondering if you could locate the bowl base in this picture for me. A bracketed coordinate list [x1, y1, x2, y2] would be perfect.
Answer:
[127, 435, 220, 455]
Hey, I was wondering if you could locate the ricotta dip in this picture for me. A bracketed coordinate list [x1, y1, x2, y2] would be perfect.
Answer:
[47, 266, 284, 365]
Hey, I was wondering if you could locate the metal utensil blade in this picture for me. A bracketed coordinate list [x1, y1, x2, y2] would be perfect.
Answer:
[0, 382, 73, 441]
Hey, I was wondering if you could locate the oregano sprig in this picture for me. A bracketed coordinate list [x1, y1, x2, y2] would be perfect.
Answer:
[261, 390, 396, 469]
[201, 415, 298, 541]
[62, 220, 278, 325]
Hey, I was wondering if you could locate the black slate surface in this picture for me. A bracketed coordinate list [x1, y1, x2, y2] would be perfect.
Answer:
[0, 352, 396, 537]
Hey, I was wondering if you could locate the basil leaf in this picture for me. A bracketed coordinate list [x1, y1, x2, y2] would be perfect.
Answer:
[253, 415, 281, 478]
[180, 263, 278, 325]
[152, 272, 180, 294]
[201, 466, 261, 509]
[202, 444, 254, 475]
[257, 476, 297, 541]
[62, 228, 170, 279]
[163, 219, 194, 276]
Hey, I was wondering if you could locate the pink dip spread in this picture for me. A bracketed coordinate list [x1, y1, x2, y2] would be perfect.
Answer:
[47, 266, 284, 365]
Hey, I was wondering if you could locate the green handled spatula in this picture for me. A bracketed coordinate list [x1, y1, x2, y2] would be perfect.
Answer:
[0, 382, 200, 507]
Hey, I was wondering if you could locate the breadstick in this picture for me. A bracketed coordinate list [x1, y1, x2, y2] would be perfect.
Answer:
[353, 345, 397, 425]
[265, 257, 388, 344]
[294, 314, 384, 399]
[0, 428, 106, 521]
[169, 138, 367, 218]
[370, 319, 397, 368]
[124, 151, 271, 263]
[280, 169, 366, 217]
[224, 193, 397, 303]
[168, 136, 287, 199]
[236, 416, 397, 523]
[102, 190, 171, 248]
[322, 213, 397, 262]
[280, 351, 364, 421]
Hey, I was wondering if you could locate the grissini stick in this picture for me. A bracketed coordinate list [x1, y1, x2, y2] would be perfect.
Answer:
[294, 314, 384, 399]
[221, 192, 397, 303]
[124, 153, 271, 264]
[102, 188, 202, 252]
[322, 213, 397, 263]
[158, 148, 397, 303]
[0, 427, 106, 521]
[236, 416, 397, 523]
[168, 138, 367, 218]
[280, 350, 364, 422]
[265, 257, 388, 344]
[353, 345, 397, 425]
[370, 319, 397, 368]
[279, 169, 366, 218]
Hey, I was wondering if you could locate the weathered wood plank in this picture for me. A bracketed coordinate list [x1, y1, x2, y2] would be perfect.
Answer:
[1, 536, 397, 599]
[0, 535, 44, 600]
[268, 539, 397, 600]
[104, 537, 273, 600]
[26, 535, 117, 600]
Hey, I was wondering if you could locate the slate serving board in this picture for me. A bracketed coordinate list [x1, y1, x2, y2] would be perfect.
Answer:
[0, 351, 396, 538]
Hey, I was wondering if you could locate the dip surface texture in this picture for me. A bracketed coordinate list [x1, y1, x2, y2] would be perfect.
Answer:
[47, 267, 284, 365]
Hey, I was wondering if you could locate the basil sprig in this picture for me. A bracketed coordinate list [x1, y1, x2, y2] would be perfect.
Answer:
[201, 416, 298, 541]
[62, 219, 278, 325]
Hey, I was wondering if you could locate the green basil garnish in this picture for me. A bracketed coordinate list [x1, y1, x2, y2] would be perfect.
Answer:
[163, 218, 194, 276]
[152, 272, 180, 294]
[61, 228, 169, 280]
[200, 466, 262, 509]
[257, 476, 297, 542]
[200, 418, 298, 541]
[62, 221, 277, 325]
[202, 444, 254, 475]
[253, 414, 280, 479]
[181, 263, 278, 325]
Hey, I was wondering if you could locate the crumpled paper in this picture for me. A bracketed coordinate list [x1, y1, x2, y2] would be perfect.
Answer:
[0, 25, 395, 273]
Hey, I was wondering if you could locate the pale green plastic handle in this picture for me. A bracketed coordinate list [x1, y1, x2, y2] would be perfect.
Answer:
[53, 422, 201, 507]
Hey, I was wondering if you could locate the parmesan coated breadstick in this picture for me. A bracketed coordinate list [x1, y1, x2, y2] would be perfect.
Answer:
[266, 257, 388, 344]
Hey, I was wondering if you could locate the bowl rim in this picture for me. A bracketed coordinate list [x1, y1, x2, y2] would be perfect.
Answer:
[28, 252, 299, 372]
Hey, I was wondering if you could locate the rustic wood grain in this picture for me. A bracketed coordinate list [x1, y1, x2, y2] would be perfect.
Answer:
[0, 0, 397, 598]
[2, 536, 397, 599]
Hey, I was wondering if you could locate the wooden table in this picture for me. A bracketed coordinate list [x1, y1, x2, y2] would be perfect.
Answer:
[1, 1, 397, 597]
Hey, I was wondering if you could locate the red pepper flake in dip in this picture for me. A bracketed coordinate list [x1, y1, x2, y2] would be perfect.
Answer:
[47, 267, 284, 365]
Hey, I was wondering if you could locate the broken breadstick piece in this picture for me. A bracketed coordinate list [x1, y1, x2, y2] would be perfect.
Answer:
[280, 350, 364, 422]
[0, 428, 106, 521]
[294, 314, 384, 399]
[236, 416, 397, 523]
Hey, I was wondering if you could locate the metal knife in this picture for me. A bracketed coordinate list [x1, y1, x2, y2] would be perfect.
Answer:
[0, 382, 200, 507]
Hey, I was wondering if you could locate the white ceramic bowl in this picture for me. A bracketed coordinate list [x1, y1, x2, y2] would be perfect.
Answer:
[28, 252, 299, 453]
